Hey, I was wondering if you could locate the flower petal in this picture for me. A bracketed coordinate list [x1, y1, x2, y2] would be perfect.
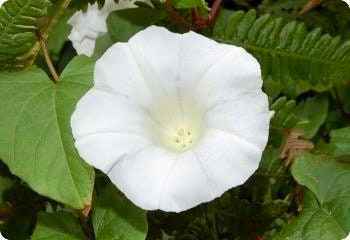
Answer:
[71, 88, 150, 140]
[158, 128, 263, 212]
[71, 88, 153, 171]
[71, 38, 96, 56]
[192, 128, 262, 195]
[107, 145, 178, 210]
[178, 31, 234, 88]
[127, 26, 182, 100]
[204, 91, 270, 151]
[75, 133, 150, 173]
[194, 46, 262, 109]
[159, 150, 218, 212]
[94, 43, 152, 107]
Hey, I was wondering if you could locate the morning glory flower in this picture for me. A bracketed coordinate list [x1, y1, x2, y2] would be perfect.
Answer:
[68, 0, 139, 56]
[71, 26, 271, 212]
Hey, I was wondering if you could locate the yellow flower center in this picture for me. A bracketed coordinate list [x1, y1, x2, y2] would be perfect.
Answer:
[148, 96, 203, 152]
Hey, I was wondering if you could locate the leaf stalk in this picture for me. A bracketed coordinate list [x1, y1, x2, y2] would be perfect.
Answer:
[38, 33, 59, 83]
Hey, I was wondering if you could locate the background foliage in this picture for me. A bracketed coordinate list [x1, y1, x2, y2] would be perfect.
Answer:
[0, 0, 350, 239]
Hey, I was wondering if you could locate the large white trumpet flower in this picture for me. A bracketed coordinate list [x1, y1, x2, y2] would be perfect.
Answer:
[71, 26, 271, 212]
[68, 0, 137, 56]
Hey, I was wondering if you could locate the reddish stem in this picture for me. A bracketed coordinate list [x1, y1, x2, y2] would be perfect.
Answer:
[208, 0, 223, 25]
[192, 0, 223, 27]
[164, 0, 195, 30]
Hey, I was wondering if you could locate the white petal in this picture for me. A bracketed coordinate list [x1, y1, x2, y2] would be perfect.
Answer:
[178, 31, 234, 89]
[159, 150, 218, 212]
[344, 0, 350, 7]
[67, 10, 84, 26]
[0, 0, 5, 7]
[75, 133, 150, 173]
[67, 3, 109, 57]
[107, 145, 178, 210]
[195, 46, 263, 109]
[204, 91, 270, 150]
[128, 26, 182, 100]
[68, 0, 147, 56]
[94, 43, 152, 107]
[102, 0, 137, 14]
[71, 88, 153, 171]
[68, 29, 85, 42]
[71, 37, 96, 57]
[192, 129, 262, 195]
[71, 88, 150, 140]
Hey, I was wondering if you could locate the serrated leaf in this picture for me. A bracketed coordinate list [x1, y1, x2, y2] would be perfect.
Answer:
[0, 0, 51, 69]
[212, 9, 350, 97]
[274, 153, 350, 239]
[0, 56, 95, 209]
[31, 212, 86, 240]
[294, 95, 329, 139]
[92, 183, 148, 240]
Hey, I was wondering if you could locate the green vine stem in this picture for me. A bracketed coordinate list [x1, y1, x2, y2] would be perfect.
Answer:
[17, 0, 71, 68]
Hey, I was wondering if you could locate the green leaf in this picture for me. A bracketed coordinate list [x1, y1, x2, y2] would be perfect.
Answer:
[294, 95, 329, 139]
[212, 10, 350, 97]
[0, 56, 95, 209]
[275, 153, 350, 239]
[94, 32, 115, 57]
[31, 212, 86, 240]
[107, 7, 165, 42]
[0, 0, 51, 69]
[173, 0, 207, 10]
[269, 97, 299, 146]
[92, 183, 148, 240]
[274, 190, 347, 240]
[330, 127, 350, 156]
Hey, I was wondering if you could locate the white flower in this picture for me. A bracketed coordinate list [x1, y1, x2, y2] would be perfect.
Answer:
[345, 0, 350, 6]
[0, 0, 6, 7]
[71, 26, 271, 212]
[68, 0, 138, 56]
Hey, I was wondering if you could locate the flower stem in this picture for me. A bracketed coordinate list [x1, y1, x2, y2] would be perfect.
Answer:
[192, 0, 223, 27]
[38, 33, 59, 83]
[21, 0, 71, 68]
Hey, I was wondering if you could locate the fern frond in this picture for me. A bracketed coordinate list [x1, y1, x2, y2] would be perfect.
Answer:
[270, 96, 298, 131]
[213, 10, 350, 97]
[0, 0, 51, 69]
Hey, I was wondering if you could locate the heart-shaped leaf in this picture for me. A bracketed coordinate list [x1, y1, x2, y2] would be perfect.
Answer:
[0, 56, 95, 209]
